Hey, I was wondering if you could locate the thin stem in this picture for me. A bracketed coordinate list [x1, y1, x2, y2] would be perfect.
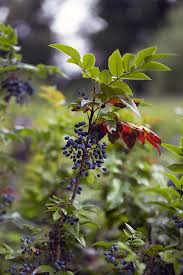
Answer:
[70, 86, 96, 204]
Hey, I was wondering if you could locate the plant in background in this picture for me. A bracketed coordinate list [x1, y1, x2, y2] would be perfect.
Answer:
[0, 23, 179, 275]
[0, 23, 61, 106]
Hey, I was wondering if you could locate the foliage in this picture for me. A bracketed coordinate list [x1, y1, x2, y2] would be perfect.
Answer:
[0, 23, 182, 275]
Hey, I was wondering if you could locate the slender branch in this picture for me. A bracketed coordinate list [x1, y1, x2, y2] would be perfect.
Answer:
[70, 86, 96, 204]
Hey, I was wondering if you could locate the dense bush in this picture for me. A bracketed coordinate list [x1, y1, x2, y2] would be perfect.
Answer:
[0, 23, 182, 275]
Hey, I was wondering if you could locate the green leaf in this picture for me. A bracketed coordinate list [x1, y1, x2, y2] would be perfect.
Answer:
[82, 53, 95, 70]
[75, 235, 86, 247]
[0, 242, 14, 255]
[122, 72, 151, 80]
[82, 67, 100, 80]
[135, 46, 157, 67]
[159, 250, 177, 264]
[147, 201, 175, 211]
[168, 164, 183, 173]
[93, 241, 114, 248]
[99, 70, 112, 84]
[149, 53, 176, 61]
[125, 223, 135, 234]
[130, 239, 145, 247]
[49, 44, 81, 65]
[141, 61, 171, 71]
[100, 84, 126, 99]
[162, 143, 183, 158]
[34, 265, 55, 274]
[165, 173, 181, 190]
[122, 53, 135, 72]
[111, 80, 133, 95]
[145, 245, 164, 256]
[108, 49, 124, 77]
[53, 211, 61, 222]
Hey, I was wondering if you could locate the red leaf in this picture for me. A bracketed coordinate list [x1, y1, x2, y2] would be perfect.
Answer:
[141, 127, 161, 155]
[107, 97, 126, 108]
[116, 121, 137, 149]
[90, 122, 108, 141]
[108, 130, 119, 144]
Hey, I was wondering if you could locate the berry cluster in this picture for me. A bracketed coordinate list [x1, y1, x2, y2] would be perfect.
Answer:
[0, 193, 14, 220]
[104, 245, 118, 266]
[78, 90, 88, 100]
[63, 214, 79, 225]
[5, 265, 17, 275]
[1, 76, 34, 104]
[172, 215, 183, 228]
[19, 263, 34, 275]
[20, 236, 35, 254]
[5, 263, 35, 275]
[104, 245, 135, 274]
[62, 121, 107, 192]
[54, 260, 66, 271]
[49, 228, 73, 271]
[20, 235, 41, 257]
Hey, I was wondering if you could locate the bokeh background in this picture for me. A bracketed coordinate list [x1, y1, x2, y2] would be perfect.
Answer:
[1, 0, 183, 96]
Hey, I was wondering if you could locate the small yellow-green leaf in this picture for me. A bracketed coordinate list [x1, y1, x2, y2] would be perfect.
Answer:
[111, 80, 133, 95]
[82, 53, 95, 70]
[53, 211, 61, 222]
[49, 44, 81, 64]
[141, 61, 171, 71]
[108, 49, 124, 77]
[122, 53, 135, 72]
[122, 72, 151, 81]
[99, 70, 112, 84]
[165, 173, 181, 190]
[135, 46, 157, 67]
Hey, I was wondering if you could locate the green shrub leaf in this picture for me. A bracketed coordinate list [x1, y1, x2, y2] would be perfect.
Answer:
[141, 61, 171, 71]
[49, 44, 81, 65]
[122, 72, 151, 80]
[82, 53, 95, 70]
[108, 49, 124, 77]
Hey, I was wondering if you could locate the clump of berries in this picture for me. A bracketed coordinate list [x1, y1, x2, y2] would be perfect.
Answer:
[1, 76, 34, 104]
[104, 245, 135, 274]
[172, 214, 183, 228]
[49, 228, 73, 271]
[63, 214, 79, 225]
[0, 193, 15, 220]
[62, 121, 107, 192]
